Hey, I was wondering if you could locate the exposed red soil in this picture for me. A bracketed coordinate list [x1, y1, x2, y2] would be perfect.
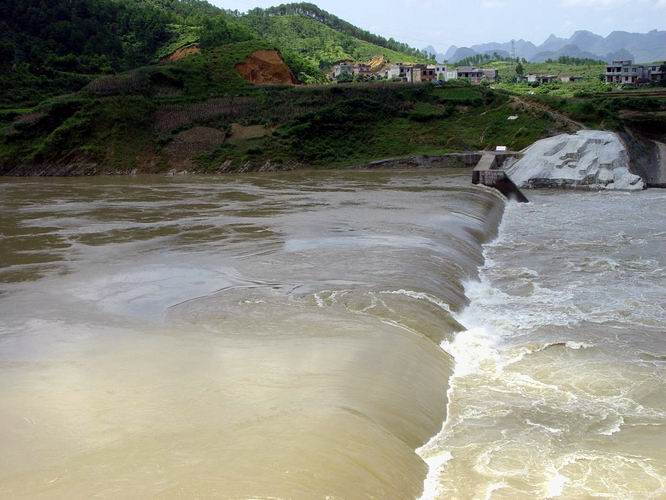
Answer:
[235, 50, 297, 86]
[160, 44, 201, 64]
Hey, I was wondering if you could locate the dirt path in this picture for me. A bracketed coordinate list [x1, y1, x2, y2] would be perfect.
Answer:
[511, 96, 586, 131]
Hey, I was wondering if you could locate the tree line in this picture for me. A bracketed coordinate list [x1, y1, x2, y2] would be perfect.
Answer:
[544, 56, 606, 65]
[455, 53, 526, 67]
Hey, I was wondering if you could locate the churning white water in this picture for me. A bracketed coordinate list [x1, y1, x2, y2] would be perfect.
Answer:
[419, 190, 666, 499]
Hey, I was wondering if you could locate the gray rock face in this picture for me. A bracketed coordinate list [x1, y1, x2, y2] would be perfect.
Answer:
[505, 131, 645, 191]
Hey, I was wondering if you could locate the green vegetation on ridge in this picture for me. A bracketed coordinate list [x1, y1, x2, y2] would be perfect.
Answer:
[0, 0, 429, 105]
[0, 54, 569, 175]
[244, 3, 431, 60]
[240, 14, 428, 83]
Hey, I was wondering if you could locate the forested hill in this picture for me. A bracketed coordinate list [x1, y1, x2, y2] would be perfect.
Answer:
[246, 3, 427, 59]
[0, 0, 233, 104]
[0, 0, 428, 105]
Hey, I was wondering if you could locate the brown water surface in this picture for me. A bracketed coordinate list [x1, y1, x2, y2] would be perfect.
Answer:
[0, 171, 500, 499]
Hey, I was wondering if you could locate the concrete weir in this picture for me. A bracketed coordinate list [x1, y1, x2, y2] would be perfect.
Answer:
[472, 152, 529, 203]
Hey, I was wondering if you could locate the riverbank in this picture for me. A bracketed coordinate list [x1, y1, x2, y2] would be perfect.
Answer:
[0, 153, 486, 177]
[0, 82, 568, 177]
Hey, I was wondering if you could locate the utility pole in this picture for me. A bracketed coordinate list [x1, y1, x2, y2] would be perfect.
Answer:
[511, 39, 516, 61]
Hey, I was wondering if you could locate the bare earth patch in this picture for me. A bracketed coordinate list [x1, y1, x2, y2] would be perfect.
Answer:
[160, 44, 201, 63]
[235, 50, 297, 86]
[228, 123, 272, 142]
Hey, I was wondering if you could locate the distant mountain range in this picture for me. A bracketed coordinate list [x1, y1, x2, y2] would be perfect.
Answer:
[425, 30, 666, 64]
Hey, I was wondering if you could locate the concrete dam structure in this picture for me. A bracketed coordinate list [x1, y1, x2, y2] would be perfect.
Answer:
[472, 152, 529, 203]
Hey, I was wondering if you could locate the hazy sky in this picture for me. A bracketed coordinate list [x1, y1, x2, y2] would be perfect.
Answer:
[213, 0, 666, 51]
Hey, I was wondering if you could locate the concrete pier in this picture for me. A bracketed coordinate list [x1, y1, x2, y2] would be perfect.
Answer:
[472, 152, 529, 203]
[650, 141, 666, 188]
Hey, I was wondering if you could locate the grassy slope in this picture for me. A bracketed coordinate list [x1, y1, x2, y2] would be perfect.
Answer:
[3, 40, 661, 175]
[485, 60, 609, 98]
[489, 60, 607, 80]
[199, 84, 558, 170]
[0, 41, 274, 171]
[155, 24, 202, 61]
[246, 15, 428, 69]
[0, 40, 567, 175]
[484, 60, 666, 133]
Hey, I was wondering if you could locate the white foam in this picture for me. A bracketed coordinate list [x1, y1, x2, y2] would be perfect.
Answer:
[545, 469, 568, 498]
[417, 451, 453, 500]
[526, 419, 563, 435]
[565, 341, 593, 350]
[599, 416, 624, 436]
[441, 326, 501, 378]
[416, 306, 504, 499]
[379, 290, 453, 313]
[483, 481, 509, 499]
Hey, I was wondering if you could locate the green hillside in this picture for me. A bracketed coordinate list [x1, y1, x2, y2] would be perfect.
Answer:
[480, 59, 609, 97]
[5, 1, 660, 177]
[240, 14, 428, 83]
[0, 0, 429, 105]
[0, 41, 569, 176]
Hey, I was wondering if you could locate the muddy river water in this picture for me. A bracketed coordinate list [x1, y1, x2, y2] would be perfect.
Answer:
[0, 171, 664, 499]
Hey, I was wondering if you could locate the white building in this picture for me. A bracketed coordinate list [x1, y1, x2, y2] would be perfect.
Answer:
[332, 62, 354, 79]
[605, 60, 648, 84]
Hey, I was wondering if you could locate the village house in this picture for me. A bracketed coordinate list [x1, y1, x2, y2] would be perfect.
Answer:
[421, 65, 437, 82]
[444, 69, 458, 81]
[483, 68, 498, 81]
[527, 74, 558, 84]
[647, 63, 665, 83]
[353, 63, 372, 77]
[434, 65, 448, 79]
[456, 67, 485, 84]
[382, 63, 498, 85]
[605, 60, 648, 84]
[453, 67, 498, 84]
[559, 75, 582, 83]
[432, 65, 461, 82]
[384, 63, 410, 81]
[383, 63, 428, 83]
[331, 62, 375, 81]
[332, 61, 354, 80]
[411, 65, 423, 83]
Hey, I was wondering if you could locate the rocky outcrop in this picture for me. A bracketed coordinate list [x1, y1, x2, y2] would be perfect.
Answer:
[505, 130, 645, 191]
[235, 50, 297, 86]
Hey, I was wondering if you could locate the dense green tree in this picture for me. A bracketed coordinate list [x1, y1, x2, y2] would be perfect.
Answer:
[516, 62, 524, 77]
[456, 52, 516, 67]
[545, 56, 605, 65]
